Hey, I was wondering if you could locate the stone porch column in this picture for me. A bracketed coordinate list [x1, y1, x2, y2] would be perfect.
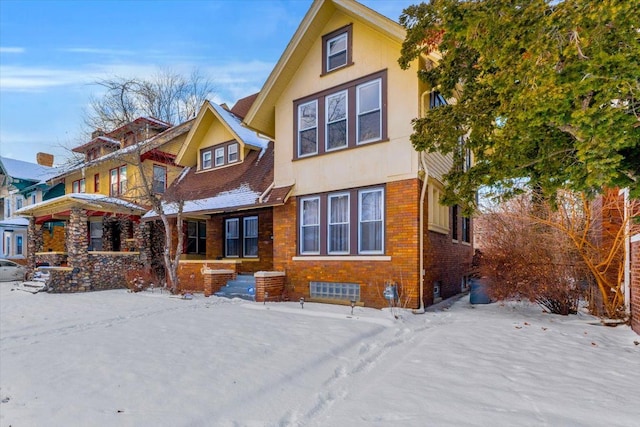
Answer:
[26, 217, 38, 276]
[68, 207, 90, 288]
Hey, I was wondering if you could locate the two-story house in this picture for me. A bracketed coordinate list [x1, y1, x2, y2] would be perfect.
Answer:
[0, 154, 60, 262]
[241, 0, 473, 309]
[16, 117, 193, 290]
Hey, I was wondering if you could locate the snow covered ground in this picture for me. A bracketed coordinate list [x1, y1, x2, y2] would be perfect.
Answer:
[1, 283, 638, 427]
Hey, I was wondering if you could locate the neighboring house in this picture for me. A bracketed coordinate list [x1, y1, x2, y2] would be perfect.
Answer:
[0, 154, 60, 262]
[241, 0, 473, 308]
[144, 98, 287, 293]
[16, 117, 193, 290]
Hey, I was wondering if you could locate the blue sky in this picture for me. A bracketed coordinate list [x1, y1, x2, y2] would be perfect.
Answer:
[0, 0, 415, 165]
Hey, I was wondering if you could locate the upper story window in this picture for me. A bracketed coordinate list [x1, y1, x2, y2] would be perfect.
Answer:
[299, 186, 385, 256]
[322, 24, 353, 75]
[94, 174, 100, 193]
[294, 70, 387, 160]
[30, 193, 36, 205]
[215, 147, 225, 167]
[200, 142, 240, 170]
[228, 143, 239, 163]
[16, 197, 23, 210]
[298, 100, 318, 157]
[152, 165, 167, 194]
[110, 165, 127, 196]
[72, 178, 86, 193]
[326, 91, 347, 151]
[201, 149, 212, 169]
[357, 79, 382, 144]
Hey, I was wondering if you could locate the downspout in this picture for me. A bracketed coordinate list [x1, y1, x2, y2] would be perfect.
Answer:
[621, 188, 631, 318]
[413, 151, 429, 314]
[258, 182, 275, 204]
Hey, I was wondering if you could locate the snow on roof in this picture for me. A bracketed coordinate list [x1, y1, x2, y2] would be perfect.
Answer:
[211, 103, 269, 150]
[0, 157, 59, 182]
[0, 217, 29, 227]
[15, 193, 146, 215]
[144, 183, 261, 218]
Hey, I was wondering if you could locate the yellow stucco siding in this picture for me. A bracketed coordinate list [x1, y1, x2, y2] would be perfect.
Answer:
[272, 11, 421, 196]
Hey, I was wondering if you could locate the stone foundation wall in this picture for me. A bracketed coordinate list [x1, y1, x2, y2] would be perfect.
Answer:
[35, 252, 68, 267]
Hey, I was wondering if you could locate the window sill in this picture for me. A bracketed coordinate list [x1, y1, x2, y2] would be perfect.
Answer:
[428, 224, 449, 235]
[292, 255, 391, 262]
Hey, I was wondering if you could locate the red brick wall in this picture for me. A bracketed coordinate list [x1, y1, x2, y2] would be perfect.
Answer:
[275, 179, 464, 309]
[631, 236, 640, 334]
[425, 229, 473, 304]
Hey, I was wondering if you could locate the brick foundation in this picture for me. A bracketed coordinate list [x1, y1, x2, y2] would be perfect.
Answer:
[177, 260, 240, 293]
[631, 235, 640, 334]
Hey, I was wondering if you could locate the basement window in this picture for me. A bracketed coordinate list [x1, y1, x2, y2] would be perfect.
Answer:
[310, 281, 360, 301]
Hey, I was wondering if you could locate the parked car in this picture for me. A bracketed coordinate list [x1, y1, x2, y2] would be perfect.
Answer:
[0, 259, 26, 282]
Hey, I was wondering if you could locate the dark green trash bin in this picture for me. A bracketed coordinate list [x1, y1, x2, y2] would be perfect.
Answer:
[470, 278, 491, 304]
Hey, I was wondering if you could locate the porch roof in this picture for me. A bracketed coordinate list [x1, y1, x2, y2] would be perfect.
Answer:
[14, 193, 147, 219]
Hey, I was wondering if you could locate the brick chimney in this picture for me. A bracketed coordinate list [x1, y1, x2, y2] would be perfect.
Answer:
[91, 128, 105, 139]
[36, 152, 54, 167]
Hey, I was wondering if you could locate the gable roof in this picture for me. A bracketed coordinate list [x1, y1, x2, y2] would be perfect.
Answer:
[146, 141, 287, 218]
[71, 135, 120, 154]
[15, 193, 147, 219]
[243, 0, 406, 137]
[230, 93, 259, 119]
[52, 119, 194, 180]
[0, 156, 59, 183]
[175, 100, 270, 167]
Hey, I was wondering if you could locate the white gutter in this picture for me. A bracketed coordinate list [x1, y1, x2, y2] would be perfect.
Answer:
[413, 151, 429, 314]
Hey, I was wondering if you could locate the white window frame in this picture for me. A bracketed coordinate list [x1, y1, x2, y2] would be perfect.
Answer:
[325, 90, 348, 152]
[297, 100, 318, 157]
[356, 79, 382, 145]
[300, 197, 321, 255]
[358, 188, 384, 254]
[328, 193, 350, 254]
[202, 150, 212, 169]
[228, 143, 239, 163]
[214, 147, 225, 167]
[326, 32, 348, 72]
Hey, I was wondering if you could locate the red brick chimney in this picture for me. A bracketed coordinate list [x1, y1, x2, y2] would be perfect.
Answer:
[36, 152, 54, 167]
